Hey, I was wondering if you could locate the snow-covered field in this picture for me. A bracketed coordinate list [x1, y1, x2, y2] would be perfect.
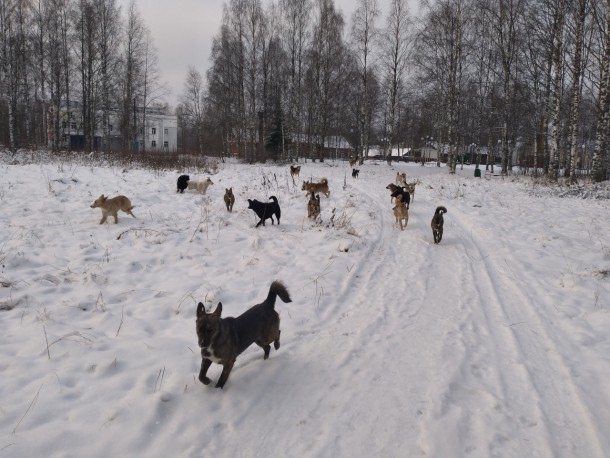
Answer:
[0, 152, 609, 457]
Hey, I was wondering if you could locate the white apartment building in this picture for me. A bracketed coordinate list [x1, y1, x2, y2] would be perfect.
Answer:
[52, 105, 178, 153]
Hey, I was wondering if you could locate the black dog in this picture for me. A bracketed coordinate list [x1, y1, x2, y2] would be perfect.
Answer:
[352, 168, 360, 178]
[431, 206, 447, 244]
[247, 196, 281, 227]
[196, 281, 292, 389]
[391, 187, 410, 209]
[177, 174, 190, 193]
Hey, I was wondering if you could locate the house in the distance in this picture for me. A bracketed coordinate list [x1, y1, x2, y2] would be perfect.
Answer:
[50, 104, 177, 153]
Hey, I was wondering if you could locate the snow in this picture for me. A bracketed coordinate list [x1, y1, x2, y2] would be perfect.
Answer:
[0, 152, 609, 457]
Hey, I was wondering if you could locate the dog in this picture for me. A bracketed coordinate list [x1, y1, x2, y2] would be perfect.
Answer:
[188, 177, 214, 194]
[405, 182, 417, 202]
[392, 194, 409, 231]
[177, 174, 190, 193]
[290, 165, 301, 177]
[349, 158, 358, 167]
[431, 206, 447, 243]
[307, 191, 321, 219]
[390, 187, 410, 209]
[352, 168, 360, 178]
[196, 281, 292, 389]
[224, 187, 235, 212]
[248, 196, 281, 227]
[90, 194, 136, 224]
[302, 177, 330, 197]
[396, 172, 407, 187]
[386, 183, 402, 202]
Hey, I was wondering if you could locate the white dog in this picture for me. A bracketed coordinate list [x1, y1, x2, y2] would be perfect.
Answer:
[188, 177, 214, 194]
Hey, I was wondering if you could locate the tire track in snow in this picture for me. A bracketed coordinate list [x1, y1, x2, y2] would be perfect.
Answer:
[443, 202, 607, 457]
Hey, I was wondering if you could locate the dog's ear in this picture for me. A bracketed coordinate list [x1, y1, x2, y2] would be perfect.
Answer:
[196, 302, 206, 318]
[212, 302, 222, 317]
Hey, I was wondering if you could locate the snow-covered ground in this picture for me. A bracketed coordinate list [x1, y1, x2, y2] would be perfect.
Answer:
[0, 152, 609, 457]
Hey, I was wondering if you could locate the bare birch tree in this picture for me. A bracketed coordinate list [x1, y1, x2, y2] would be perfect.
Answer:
[566, 0, 587, 183]
[380, 0, 411, 160]
[351, 0, 379, 160]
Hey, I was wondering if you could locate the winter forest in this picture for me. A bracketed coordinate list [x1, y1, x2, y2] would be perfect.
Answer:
[1, 0, 610, 182]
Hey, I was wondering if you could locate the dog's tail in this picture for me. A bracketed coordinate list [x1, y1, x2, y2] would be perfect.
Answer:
[435, 206, 447, 215]
[264, 281, 292, 308]
[269, 196, 278, 203]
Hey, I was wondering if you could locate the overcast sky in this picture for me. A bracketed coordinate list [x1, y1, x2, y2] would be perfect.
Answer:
[118, 0, 420, 108]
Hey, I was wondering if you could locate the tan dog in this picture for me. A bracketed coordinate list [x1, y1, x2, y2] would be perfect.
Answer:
[307, 191, 321, 219]
[90, 194, 136, 224]
[224, 187, 235, 212]
[188, 177, 214, 194]
[290, 165, 301, 177]
[302, 177, 330, 197]
[392, 194, 409, 231]
[405, 182, 416, 202]
[386, 183, 402, 202]
[396, 172, 407, 187]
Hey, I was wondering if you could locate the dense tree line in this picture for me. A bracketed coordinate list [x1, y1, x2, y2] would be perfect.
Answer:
[180, 0, 609, 181]
[0, 0, 167, 154]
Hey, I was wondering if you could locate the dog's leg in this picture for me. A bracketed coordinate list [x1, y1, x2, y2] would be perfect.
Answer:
[262, 344, 271, 359]
[274, 330, 281, 350]
[113, 212, 119, 223]
[198, 358, 213, 385]
[216, 360, 235, 389]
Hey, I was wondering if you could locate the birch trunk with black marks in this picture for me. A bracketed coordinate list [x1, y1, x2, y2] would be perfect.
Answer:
[592, 0, 610, 182]
[567, 0, 587, 184]
[547, 0, 566, 181]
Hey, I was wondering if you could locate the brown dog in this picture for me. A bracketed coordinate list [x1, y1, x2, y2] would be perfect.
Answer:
[290, 165, 301, 177]
[90, 194, 136, 224]
[302, 177, 330, 197]
[307, 191, 321, 219]
[393, 194, 409, 231]
[224, 187, 235, 212]
[431, 206, 447, 243]
[196, 281, 292, 389]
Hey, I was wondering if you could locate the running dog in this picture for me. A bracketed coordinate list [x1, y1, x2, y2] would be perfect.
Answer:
[386, 183, 402, 202]
[307, 191, 321, 219]
[196, 281, 292, 389]
[352, 168, 360, 178]
[247, 196, 281, 227]
[431, 206, 447, 244]
[396, 172, 407, 187]
[405, 182, 417, 202]
[392, 194, 409, 231]
[90, 194, 136, 224]
[188, 177, 214, 194]
[390, 187, 410, 209]
[290, 165, 301, 177]
[302, 178, 330, 197]
[177, 175, 190, 193]
[224, 187, 235, 212]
